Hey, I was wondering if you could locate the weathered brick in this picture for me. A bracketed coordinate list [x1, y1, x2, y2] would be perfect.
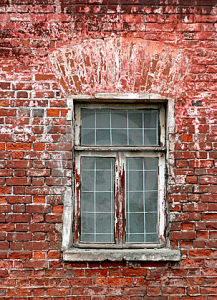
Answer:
[6, 143, 31, 151]
[0, 1, 216, 299]
[6, 177, 31, 186]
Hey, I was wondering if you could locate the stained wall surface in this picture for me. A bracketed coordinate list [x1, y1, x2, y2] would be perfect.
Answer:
[0, 0, 217, 299]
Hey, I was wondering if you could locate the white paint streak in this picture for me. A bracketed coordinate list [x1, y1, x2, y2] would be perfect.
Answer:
[49, 37, 190, 97]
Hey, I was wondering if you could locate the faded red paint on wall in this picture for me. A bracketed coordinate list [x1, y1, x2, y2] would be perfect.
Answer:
[0, 0, 217, 299]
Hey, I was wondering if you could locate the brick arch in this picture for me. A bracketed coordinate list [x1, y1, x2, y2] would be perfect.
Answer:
[50, 37, 190, 98]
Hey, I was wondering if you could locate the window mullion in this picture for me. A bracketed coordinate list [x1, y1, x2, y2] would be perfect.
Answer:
[116, 152, 126, 245]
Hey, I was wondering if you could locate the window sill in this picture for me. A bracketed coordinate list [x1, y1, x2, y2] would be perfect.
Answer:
[63, 248, 181, 262]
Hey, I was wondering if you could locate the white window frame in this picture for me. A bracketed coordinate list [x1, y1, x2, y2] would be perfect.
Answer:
[74, 103, 166, 246]
[62, 95, 180, 261]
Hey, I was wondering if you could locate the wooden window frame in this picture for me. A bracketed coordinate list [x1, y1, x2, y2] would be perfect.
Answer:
[73, 103, 166, 249]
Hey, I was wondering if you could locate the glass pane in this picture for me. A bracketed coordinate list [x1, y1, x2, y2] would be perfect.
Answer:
[111, 111, 127, 128]
[81, 129, 95, 145]
[82, 157, 96, 170]
[126, 157, 158, 243]
[81, 192, 94, 212]
[128, 111, 142, 128]
[96, 192, 111, 212]
[128, 157, 143, 169]
[81, 109, 159, 146]
[96, 158, 112, 169]
[96, 170, 112, 191]
[128, 213, 144, 234]
[96, 234, 113, 243]
[146, 234, 158, 242]
[128, 170, 143, 191]
[96, 213, 112, 234]
[112, 129, 127, 145]
[128, 192, 144, 212]
[129, 129, 143, 145]
[81, 213, 94, 234]
[82, 110, 95, 128]
[96, 110, 110, 128]
[145, 170, 158, 190]
[127, 234, 144, 243]
[145, 191, 158, 212]
[81, 234, 94, 242]
[144, 111, 158, 146]
[81, 171, 94, 192]
[145, 213, 158, 234]
[144, 158, 158, 170]
[96, 129, 110, 145]
[80, 157, 115, 243]
[144, 129, 158, 146]
[144, 110, 158, 128]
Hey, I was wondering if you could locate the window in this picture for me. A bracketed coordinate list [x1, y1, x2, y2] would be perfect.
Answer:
[63, 99, 180, 261]
[74, 103, 166, 247]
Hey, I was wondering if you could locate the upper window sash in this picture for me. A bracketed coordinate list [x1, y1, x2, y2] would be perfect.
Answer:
[75, 104, 165, 148]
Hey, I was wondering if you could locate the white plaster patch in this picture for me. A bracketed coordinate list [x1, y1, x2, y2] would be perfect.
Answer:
[183, 16, 189, 23]
[176, 175, 186, 185]
[0, 127, 13, 134]
[62, 187, 73, 251]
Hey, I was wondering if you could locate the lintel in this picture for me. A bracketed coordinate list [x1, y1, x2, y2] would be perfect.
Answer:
[68, 93, 169, 102]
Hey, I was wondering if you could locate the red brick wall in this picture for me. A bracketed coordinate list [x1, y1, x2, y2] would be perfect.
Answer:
[0, 0, 217, 299]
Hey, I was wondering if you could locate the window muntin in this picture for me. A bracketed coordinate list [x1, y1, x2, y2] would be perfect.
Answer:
[74, 103, 166, 248]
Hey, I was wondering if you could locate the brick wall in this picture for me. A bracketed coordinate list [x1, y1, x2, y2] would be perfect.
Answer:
[0, 0, 217, 299]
